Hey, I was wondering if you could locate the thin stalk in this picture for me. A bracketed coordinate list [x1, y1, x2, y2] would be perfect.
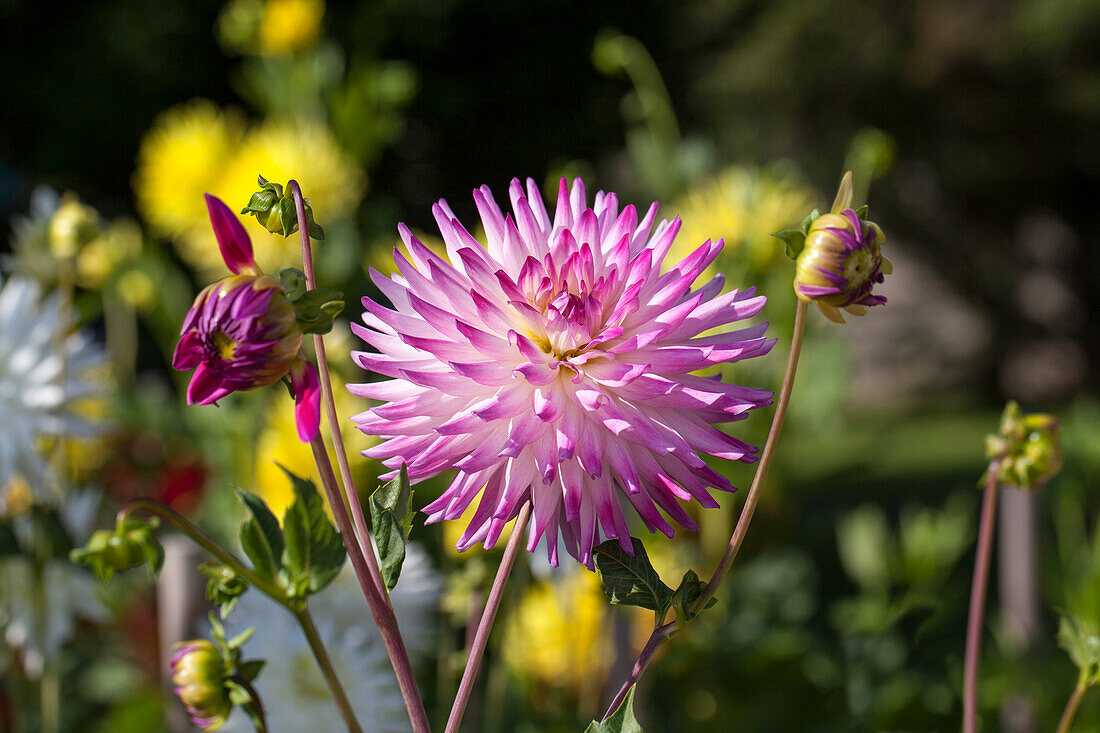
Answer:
[445, 502, 532, 733]
[118, 499, 287, 602]
[601, 298, 808, 721]
[39, 662, 58, 733]
[1057, 680, 1090, 733]
[287, 180, 388, 601]
[309, 439, 430, 732]
[602, 622, 675, 718]
[119, 498, 366, 732]
[293, 609, 363, 733]
[963, 463, 1002, 733]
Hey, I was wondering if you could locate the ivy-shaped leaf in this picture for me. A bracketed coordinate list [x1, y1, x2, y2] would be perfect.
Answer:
[369, 465, 414, 590]
[277, 467, 346, 599]
[236, 489, 284, 583]
[585, 686, 643, 733]
[593, 537, 674, 614]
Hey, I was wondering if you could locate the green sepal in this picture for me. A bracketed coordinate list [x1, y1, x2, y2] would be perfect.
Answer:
[593, 537, 674, 617]
[800, 208, 822, 233]
[278, 268, 308, 301]
[585, 686, 643, 733]
[669, 569, 716, 631]
[772, 229, 806, 260]
[237, 659, 265, 683]
[277, 195, 325, 241]
[70, 515, 163, 583]
[855, 204, 869, 218]
[369, 464, 415, 590]
[226, 679, 253, 708]
[277, 466, 346, 599]
[240, 175, 286, 234]
[291, 288, 344, 334]
[199, 562, 250, 619]
[236, 489, 285, 583]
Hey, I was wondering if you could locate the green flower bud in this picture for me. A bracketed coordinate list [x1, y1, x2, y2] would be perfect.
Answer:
[199, 562, 250, 618]
[47, 194, 100, 259]
[240, 174, 325, 240]
[171, 640, 232, 731]
[983, 401, 1063, 491]
[71, 517, 163, 582]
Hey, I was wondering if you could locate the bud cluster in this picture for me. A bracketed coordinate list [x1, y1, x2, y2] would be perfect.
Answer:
[984, 401, 1063, 491]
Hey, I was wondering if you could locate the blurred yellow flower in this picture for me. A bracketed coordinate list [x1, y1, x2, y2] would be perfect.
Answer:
[670, 166, 817, 274]
[134, 102, 364, 276]
[77, 217, 143, 290]
[253, 375, 377, 519]
[501, 569, 612, 694]
[258, 0, 324, 56]
[134, 101, 245, 245]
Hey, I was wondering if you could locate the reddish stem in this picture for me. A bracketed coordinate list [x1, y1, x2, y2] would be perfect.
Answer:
[963, 461, 1001, 733]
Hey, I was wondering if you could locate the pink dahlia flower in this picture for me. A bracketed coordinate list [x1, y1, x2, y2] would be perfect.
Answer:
[351, 178, 775, 566]
[173, 194, 321, 441]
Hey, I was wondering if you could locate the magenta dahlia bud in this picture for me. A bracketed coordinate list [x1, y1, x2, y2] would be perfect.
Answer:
[172, 194, 320, 441]
[792, 172, 892, 323]
[351, 177, 775, 566]
[170, 640, 231, 731]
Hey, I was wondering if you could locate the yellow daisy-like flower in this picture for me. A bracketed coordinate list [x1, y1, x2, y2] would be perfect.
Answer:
[670, 166, 817, 273]
[502, 569, 612, 695]
[254, 375, 377, 519]
[134, 101, 245, 244]
[258, 0, 324, 56]
[194, 120, 365, 274]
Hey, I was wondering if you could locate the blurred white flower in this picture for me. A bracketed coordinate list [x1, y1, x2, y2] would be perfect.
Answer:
[0, 274, 106, 509]
[0, 489, 109, 677]
[221, 544, 441, 732]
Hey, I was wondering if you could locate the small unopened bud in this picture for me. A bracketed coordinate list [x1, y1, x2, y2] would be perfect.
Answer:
[983, 401, 1063, 490]
[784, 171, 892, 323]
[70, 517, 164, 582]
[47, 194, 100, 259]
[240, 175, 325, 240]
[171, 640, 232, 731]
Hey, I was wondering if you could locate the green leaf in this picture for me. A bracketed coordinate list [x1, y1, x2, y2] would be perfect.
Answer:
[772, 229, 806, 260]
[279, 197, 297, 239]
[593, 537, 674, 614]
[369, 465, 414, 590]
[669, 569, 716, 628]
[236, 489, 284, 583]
[800, 208, 822, 233]
[855, 204, 869, 218]
[1058, 612, 1100, 678]
[277, 467, 346, 598]
[586, 686, 642, 733]
[278, 268, 307, 301]
[237, 659, 265, 683]
[290, 288, 345, 335]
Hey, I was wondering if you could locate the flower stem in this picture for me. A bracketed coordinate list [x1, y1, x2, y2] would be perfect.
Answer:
[1057, 679, 1090, 733]
[963, 461, 1002, 733]
[445, 502, 532, 733]
[309, 438, 431, 732]
[119, 498, 367, 732]
[118, 498, 287, 602]
[287, 179, 388, 601]
[293, 608, 364, 733]
[600, 298, 808, 722]
[602, 622, 675, 718]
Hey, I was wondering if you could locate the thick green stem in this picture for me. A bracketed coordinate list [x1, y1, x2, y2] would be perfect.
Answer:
[1057, 680, 1090, 733]
[293, 609, 364, 733]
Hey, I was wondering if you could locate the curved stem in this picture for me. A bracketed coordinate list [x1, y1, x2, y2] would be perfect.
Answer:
[1057, 680, 1090, 733]
[294, 608, 364, 733]
[118, 498, 287, 602]
[963, 462, 1002, 733]
[446, 502, 532, 733]
[603, 622, 674, 719]
[598, 299, 807, 723]
[692, 298, 808, 613]
[288, 180, 388, 601]
[229, 675, 270, 733]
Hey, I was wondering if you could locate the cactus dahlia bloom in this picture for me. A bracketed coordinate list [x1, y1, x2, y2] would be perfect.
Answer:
[352, 178, 775, 566]
[172, 194, 320, 441]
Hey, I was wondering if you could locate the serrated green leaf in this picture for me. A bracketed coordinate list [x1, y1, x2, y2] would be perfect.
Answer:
[277, 467, 346, 598]
[593, 537, 674, 614]
[772, 229, 806, 260]
[586, 686, 642, 733]
[369, 465, 414, 590]
[236, 489, 284, 583]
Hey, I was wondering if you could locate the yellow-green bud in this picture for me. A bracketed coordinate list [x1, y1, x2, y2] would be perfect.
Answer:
[47, 194, 100, 259]
[983, 401, 1063, 491]
[171, 640, 232, 731]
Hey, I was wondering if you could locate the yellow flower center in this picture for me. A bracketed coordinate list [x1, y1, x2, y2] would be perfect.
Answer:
[213, 331, 238, 361]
